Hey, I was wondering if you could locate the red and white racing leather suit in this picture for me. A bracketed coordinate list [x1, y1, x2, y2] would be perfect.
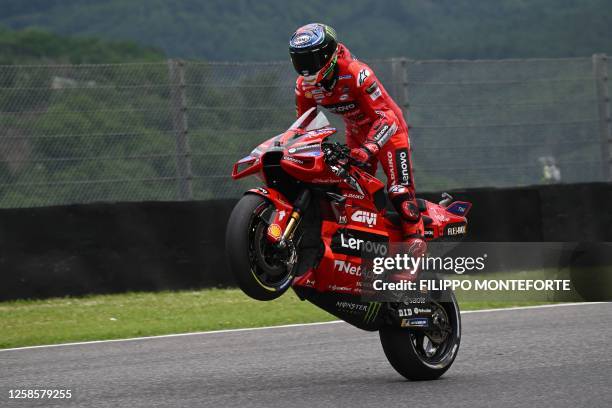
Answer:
[295, 43, 424, 241]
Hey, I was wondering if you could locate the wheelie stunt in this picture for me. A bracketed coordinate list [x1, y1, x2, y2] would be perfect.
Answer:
[226, 23, 471, 380]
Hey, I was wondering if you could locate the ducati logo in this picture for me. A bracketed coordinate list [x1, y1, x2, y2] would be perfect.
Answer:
[351, 210, 377, 227]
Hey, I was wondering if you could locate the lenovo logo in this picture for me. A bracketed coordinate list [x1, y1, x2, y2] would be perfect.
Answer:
[339, 234, 388, 256]
[331, 229, 389, 258]
[395, 149, 411, 186]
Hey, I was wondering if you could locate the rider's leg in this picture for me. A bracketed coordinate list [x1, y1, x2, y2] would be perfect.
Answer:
[376, 131, 426, 255]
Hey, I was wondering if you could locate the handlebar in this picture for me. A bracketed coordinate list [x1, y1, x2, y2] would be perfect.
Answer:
[322, 142, 370, 169]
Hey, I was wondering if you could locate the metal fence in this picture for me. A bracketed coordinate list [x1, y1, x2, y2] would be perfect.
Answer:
[0, 55, 610, 208]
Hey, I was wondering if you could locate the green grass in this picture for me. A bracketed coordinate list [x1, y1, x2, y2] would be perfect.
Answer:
[0, 288, 552, 350]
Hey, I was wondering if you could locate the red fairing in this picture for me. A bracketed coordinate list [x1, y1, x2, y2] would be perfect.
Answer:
[279, 128, 342, 184]
[292, 197, 470, 295]
[246, 187, 294, 243]
[419, 200, 469, 241]
[232, 127, 301, 181]
[232, 156, 261, 180]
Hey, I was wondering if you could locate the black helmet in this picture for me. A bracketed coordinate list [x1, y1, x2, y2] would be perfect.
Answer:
[289, 23, 338, 78]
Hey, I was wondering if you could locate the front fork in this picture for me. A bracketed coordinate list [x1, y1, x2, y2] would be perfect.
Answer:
[277, 189, 311, 248]
[263, 189, 311, 272]
[245, 187, 311, 248]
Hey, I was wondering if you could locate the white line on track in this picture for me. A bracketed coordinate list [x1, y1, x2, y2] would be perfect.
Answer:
[0, 302, 606, 353]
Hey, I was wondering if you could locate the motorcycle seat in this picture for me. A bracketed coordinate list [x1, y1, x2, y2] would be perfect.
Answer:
[386, 210, 433, 227]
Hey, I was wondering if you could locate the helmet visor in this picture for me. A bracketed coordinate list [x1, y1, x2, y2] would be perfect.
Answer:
[290, 49, 329, 76]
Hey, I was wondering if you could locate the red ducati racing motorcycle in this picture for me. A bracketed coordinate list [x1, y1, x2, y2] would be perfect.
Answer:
[226, 108, 471, 380]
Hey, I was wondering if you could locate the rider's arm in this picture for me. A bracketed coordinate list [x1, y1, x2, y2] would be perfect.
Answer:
[350, 66, 399, 161]
[295, 77, 317, 117]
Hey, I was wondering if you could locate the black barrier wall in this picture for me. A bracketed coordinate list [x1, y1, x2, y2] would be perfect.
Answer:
[419, 183, 612, 242]
[0, 200, 236, 300]
[1, 183, 611, 300]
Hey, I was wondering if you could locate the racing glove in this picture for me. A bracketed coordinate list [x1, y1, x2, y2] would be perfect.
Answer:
[350, 142, 379, 164]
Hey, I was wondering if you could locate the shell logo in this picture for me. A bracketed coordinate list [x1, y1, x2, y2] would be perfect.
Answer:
[268, 224, 283, 239]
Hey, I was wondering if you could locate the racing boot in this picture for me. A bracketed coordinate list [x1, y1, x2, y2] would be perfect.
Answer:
[388, 185, 427, 281]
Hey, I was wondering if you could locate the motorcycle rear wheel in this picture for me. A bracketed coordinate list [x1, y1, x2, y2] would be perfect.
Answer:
[225, 194, 294, 301]
[379, 291, 461, 380]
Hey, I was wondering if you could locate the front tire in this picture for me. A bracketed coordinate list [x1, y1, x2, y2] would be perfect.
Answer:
[225, 194, 294, 301]
[379, 292, 461, 380]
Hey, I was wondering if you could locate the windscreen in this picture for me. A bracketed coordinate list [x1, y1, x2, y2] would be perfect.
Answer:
[288, 107, 317, 130]
[288, 107, 330, 131]
[304, 111, 331, 131]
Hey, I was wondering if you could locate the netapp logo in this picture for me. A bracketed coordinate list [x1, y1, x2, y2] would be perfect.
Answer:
[333, 260, 363, 276]
[396, 148, 411, 185]
[331, 228, 389, 257]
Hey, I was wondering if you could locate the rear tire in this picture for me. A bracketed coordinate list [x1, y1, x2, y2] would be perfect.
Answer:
[225, 194, 294, 301]
[379, 292, 461, 380]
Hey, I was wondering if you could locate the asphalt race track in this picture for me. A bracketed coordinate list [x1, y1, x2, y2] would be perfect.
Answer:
[1, 303, 611, 408]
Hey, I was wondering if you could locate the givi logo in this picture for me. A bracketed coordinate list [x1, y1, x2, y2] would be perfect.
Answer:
[351, 210, 377, 227]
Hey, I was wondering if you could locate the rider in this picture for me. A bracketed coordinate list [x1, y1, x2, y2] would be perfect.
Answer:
[290, 23, 425, 255]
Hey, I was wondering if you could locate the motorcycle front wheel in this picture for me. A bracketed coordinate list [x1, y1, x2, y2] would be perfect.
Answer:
[379, 291, 461, 380]
[225, 194, 295, 301]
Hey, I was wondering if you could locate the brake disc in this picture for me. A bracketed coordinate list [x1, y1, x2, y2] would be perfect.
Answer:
[425, 302, 451, 344]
